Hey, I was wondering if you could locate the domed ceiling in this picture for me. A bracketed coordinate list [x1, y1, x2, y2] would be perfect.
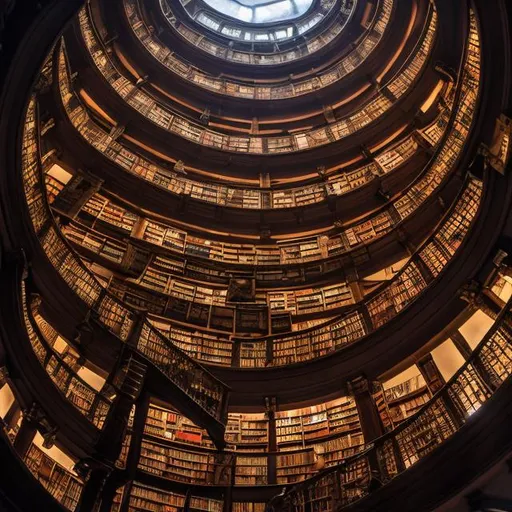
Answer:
[202, 0, 314, 23]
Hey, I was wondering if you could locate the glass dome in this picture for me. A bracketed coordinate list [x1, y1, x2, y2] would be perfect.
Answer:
[202, 0, 315, 24]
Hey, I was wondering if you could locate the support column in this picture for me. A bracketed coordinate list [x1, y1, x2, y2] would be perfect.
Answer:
[266, 397, 277, 485]
[417, 354, 464, 429]
[119, 391, 151, 512]
[451, 330, 473, 360]
[222, 456, 235, 512]
[347, 377, 384, 441]
[347, 377, 390, 484]
[417, 354, 445, 394]
[452, 330, 499, 392]
[97, 475, 120, 512]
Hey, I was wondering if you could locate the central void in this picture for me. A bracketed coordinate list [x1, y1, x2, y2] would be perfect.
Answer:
[202, 0, 314, 24]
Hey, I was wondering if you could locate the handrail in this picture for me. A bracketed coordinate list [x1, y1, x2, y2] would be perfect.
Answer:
[277, 295, 512, 510]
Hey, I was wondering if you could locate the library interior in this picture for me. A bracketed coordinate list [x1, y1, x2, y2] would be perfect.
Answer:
[0, 0, 511, 510]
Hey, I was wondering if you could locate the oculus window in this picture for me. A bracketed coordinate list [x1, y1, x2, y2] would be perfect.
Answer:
[203, 0, 315, 24]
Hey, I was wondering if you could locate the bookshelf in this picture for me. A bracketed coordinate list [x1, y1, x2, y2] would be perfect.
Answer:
[234, 456, 268, 485]
[384, 374, 431, 426]
[124, 483, 186, 511]
[190, 496, 224, 512]
[276, 450, 317, 484]
[141, 399, 365, 489]
[225, 413, 269, 447]
[63, 222, 127, 264]
[145, 404, 216, 449]
[139, 440, 224, 484]
[24, 444, 83, 511]
[150, 319, 233, 367]
[275, 397, 361, 450]
[232, 504, 266, 512]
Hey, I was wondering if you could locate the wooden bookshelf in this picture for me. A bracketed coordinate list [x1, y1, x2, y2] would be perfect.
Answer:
[384, 374, 431, 426]
[225, 413, 269, 447]
[190, 496, 224, 512]
[139, 440, 227, 484]
[145, 404, 215, 450]
[232, 503, 266, 512]
[234, 456, 268, 485]
[275, 397, 361, 450]
[24, 444, 83, 511]
[125, 483, 186, 511]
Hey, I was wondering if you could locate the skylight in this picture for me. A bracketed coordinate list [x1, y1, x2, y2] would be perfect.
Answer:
[202, 0, 314, 24]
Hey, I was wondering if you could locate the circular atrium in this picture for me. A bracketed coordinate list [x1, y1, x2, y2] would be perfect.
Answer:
[0, 0, 511, 511]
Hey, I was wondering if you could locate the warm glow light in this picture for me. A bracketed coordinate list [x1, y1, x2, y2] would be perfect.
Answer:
[203, 0, 313, 24]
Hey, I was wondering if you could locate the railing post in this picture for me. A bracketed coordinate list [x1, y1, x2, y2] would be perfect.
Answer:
[126, 311, 146, 350]
[266, 396, 277, 485]
[452, 329, 500, 394]
[417, 354, 445, 394]
[390, 436, 406, 473]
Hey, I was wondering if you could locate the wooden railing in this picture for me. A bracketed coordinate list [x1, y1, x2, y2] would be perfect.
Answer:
[151, 0, 353, 67]
[170, 0, 346, 51]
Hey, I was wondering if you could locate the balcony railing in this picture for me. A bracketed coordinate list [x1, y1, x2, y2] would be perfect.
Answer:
[21, 96, 230, 424]
[20, 282, 113, 430]
[277, 298, 512, 511]
[160, 0, 356, 66]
